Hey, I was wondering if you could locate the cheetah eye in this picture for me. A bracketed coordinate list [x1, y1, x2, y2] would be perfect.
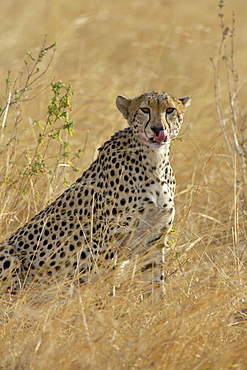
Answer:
[166, 107, 175, 114]
[140, 107, 150, 114]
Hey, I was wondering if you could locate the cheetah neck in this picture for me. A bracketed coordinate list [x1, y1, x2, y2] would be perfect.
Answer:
[146, 144, 171, 177]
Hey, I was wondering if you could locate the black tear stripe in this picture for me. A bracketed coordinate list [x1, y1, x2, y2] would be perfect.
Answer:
[144, 113, 151, 139]
[165, 114, 171, 131]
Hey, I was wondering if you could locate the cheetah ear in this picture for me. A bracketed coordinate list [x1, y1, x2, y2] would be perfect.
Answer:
[179, 96, 192, 109]
[116, 95, 131, 119]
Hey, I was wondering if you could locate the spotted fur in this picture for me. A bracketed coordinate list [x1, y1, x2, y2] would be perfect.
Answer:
[0, 91, 191, 291]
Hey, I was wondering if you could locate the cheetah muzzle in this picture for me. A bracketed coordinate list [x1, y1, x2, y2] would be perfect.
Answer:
[0, 91, 191, 293]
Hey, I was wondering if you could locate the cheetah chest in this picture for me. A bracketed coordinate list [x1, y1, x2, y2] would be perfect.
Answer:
[117, 179, 175, 248]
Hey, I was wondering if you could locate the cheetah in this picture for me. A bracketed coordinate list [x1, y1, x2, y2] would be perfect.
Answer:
[0, 91, 191, 292]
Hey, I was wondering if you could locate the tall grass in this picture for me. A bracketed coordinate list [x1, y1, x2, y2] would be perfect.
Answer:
[0, 41, 82, 236]
[0, 0, 247, 368]
[212, 1, 247, 216]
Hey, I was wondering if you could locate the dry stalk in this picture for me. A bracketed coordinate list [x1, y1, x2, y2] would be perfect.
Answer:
[212, 0, 247, 214]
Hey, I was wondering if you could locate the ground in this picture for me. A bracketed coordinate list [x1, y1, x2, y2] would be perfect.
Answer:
[0, 0, 247, 368]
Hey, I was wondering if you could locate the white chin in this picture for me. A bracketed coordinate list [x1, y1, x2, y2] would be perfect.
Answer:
[147, 138, 169, 148]
[138, 133, 169, 147]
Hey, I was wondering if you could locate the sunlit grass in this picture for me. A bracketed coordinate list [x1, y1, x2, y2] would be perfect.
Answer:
[0, 0, 247, 368]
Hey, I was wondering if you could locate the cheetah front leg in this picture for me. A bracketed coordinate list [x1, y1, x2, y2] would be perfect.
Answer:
[139, 247, 166, 300]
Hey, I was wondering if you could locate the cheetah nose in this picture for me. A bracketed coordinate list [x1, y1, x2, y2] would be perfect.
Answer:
[151, 126, 164, 136]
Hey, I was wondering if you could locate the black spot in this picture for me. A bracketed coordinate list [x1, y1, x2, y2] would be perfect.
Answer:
[81, 251, 87, 260]
[28, 234, 34, 240]
[120, 199, 126, 206]
[69, 244, 75, 252]
[3, 260, 10, 269]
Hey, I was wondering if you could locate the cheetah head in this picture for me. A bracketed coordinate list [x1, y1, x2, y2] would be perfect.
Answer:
[116, 91, 191, 148]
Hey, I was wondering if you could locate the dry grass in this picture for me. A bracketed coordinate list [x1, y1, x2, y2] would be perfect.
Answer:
[1, 0, 247, 368]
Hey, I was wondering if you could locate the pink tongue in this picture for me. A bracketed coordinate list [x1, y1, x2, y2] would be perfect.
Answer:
[154, 129, 168, 142]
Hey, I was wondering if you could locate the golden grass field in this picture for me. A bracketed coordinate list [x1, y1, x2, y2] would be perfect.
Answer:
[1, 0, 247, 368]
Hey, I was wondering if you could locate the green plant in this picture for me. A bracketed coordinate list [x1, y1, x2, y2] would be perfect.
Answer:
[0, 40, 82, 232]
[20, 79, 81, 180]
